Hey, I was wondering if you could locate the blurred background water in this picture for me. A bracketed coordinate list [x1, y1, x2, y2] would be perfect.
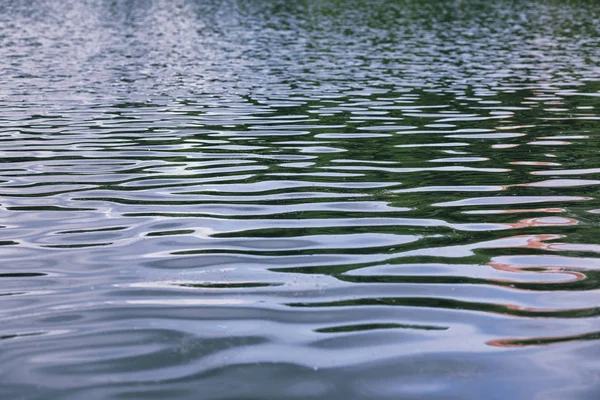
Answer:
[1, 0, 600, 399]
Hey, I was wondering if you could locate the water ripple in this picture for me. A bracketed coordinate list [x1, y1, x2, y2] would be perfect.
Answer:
[1, 0, 600, 399]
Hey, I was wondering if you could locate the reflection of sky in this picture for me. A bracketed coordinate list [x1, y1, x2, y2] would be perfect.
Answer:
[1, 0, 599, 105]
[1, 1, 600, 398]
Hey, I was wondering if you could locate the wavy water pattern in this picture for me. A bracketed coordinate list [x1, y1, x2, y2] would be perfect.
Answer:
[1, 0, 600, 399]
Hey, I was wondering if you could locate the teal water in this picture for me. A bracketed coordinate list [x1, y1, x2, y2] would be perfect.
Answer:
[1, 1, 600, 399]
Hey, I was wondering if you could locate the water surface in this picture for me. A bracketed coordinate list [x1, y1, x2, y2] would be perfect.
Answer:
[1, 0, 600, 399]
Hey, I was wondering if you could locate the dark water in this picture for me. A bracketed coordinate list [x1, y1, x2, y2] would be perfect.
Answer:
[1, 0, 600, 398]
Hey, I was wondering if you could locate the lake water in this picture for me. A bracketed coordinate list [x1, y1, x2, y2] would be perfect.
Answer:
[1, 0, 600, 399]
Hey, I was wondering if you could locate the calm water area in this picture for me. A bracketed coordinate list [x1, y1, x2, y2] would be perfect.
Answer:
[1, 0, 600, 399]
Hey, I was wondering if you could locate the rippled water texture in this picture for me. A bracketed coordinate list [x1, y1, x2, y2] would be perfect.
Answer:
[1, 0, 600, 399]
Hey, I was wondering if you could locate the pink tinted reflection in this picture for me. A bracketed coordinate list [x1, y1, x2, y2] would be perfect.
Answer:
[486, 234, 590, 284]
[502, 217, 578, 229]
